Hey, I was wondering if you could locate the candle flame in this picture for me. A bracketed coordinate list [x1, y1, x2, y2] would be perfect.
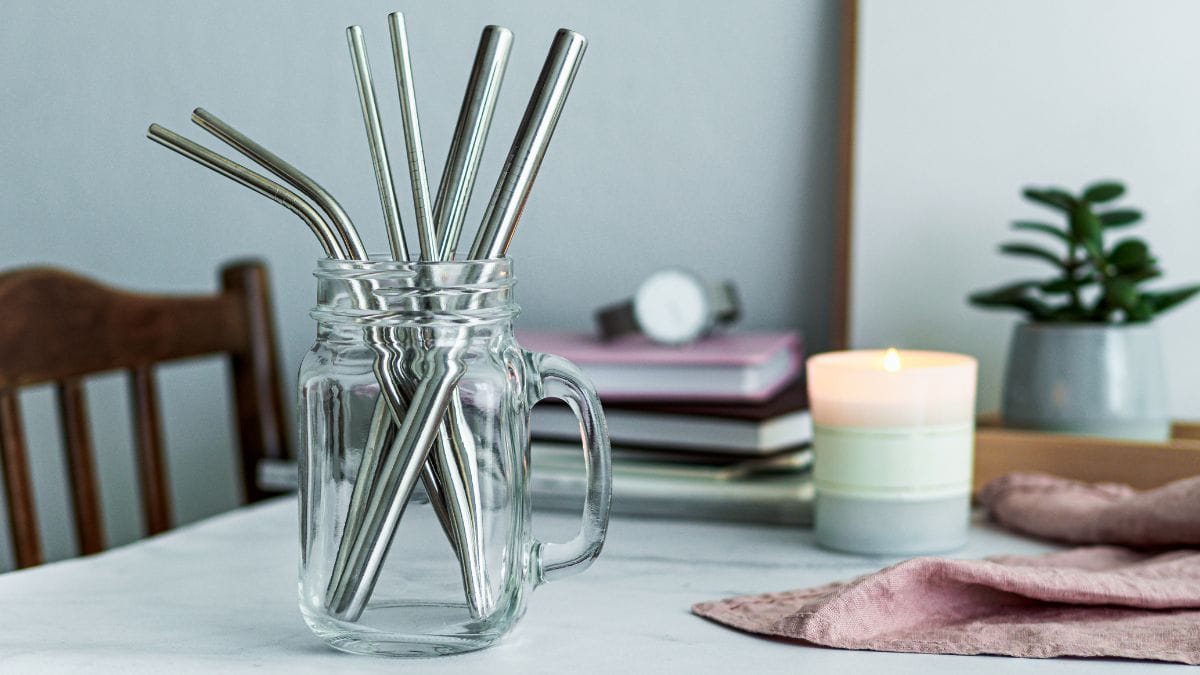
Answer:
[883, 348, 901, 372]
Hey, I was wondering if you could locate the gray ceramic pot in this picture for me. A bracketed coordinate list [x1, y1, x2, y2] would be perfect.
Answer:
[1002, 323, 1170, 441]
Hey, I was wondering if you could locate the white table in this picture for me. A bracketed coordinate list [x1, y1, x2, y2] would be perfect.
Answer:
[0, 499, 1182, 673]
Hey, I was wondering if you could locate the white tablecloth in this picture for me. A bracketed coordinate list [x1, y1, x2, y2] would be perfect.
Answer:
[0, 498, 1182, 673]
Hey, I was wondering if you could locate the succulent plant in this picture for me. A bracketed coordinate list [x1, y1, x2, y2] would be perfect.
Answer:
[968, 180, 1200, 323]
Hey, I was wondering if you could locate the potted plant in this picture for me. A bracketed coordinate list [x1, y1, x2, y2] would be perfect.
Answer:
[969, 180, 1200, 441]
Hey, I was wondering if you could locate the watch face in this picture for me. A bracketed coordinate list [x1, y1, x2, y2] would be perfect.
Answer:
[633, 268, 711, 345]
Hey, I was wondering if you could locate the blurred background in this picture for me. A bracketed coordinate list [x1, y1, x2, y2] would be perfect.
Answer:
[0, 1, 840, 565]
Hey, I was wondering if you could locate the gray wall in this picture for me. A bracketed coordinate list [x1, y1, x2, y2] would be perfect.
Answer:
[0, 0, 840, 568]
[848, 0, 1200, 418]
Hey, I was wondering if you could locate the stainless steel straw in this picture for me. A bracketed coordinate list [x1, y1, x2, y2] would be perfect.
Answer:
[347, 25, 409, 262]
[325, 337, 470, 618]
[146, 124, 347, 259]
[387, 12, 437, 261]
[390, 11, 495, 618]
[173, 107, 479, 602]
[470, 29, 587, 260]
[190, 108, 369, 262]
[434, 25, 512, 259]
[327, 27, 589, 622]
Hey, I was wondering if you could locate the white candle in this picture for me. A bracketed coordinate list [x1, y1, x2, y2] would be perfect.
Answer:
[806, 349, 977, 554]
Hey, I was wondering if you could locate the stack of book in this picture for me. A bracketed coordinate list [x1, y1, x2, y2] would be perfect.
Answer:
[519, 331, 813, 525]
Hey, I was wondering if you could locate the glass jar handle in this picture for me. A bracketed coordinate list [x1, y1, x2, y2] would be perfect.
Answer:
[525, 351, 612, 585]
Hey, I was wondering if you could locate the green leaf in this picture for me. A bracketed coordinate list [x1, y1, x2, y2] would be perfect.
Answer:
[1099, 209, 1142, 227]
[1144, 284, 1200, 315]
[1127, 298, 1155, 323]
[1040, 277, 1094, 294]
[999, 242, 1065, 268]
[1109, 239, 1150, 272]
[968, 282, 1055, 320]
[1105, 277, 1139, 311]
[1023, 187, 1076, 212]
[968, 281, 1039, 305]
[1082, 181, 1125, 203]
[1123, 266, 1163, 283]
[1011, 221, 1071, 244]
[1069, 207, 1103, 253]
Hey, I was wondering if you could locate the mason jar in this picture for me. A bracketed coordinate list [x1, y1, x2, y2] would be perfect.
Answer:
[297, 257, 611, 656]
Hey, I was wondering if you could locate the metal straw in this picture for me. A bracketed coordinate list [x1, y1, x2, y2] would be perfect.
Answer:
[387, 12, 437, 261]
[146, 124, 346, 259]
[190, 108, 369, 262]
[346, 24, 479, 598]
[328, 28, 589, 621]
[434, 25, 512, 259]
[469, 29, 587, 260]
[325, 337, 470, 618]
[147, 114, 484, 615]
[347, 25, 409, 262]
[389, 10, 494, 616]
[165, 109, 479, 601]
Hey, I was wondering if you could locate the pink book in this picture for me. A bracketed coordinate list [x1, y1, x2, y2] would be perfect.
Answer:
[516, 331, 803, 402]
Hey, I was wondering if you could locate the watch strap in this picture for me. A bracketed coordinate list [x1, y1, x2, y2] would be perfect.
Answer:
[710, 281, 740, 325]
[594, 300, 640, 340]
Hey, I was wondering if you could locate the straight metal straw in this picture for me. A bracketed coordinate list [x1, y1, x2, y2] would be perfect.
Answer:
[145, 124, 346, 259]
[347, 25, 409, 262]
[470, 29, 587, 260]
[388, 10, 495, 617]
[346, 25, 477, 596]
[190, 108, 369, 261]
[387, 12, 437, 261]
[328, 28, 589, 621]
[325, 338, 470, 618]
[434, 25, 512, 259]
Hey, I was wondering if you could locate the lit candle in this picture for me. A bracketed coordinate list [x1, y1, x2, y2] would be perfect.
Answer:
[806, 349, 977, 554]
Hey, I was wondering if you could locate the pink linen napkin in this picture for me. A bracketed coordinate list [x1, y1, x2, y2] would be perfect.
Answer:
[692, 473, 1200, 664]
[978, 472, 1200, 547]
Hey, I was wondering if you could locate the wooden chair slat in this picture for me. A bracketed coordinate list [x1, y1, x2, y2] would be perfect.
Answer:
[222, 264, 289, 503]
[0, 389, 41, 568]
[130, 366, 171, 535]
[56, 378, 105, 554]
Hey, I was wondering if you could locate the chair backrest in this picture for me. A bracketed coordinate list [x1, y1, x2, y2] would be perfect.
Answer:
[0, 260, 289, 568]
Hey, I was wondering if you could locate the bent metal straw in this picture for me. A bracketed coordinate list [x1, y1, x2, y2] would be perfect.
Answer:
[146, 125, 346, 260]
[190, 108, 369, 262]
[148, 115, 482, 613]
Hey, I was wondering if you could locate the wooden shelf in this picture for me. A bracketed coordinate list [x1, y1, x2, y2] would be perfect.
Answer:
[974, 420, 1200, 493]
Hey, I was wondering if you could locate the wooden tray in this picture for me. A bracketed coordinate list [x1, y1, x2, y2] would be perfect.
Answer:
[974, 420, 1200, 494]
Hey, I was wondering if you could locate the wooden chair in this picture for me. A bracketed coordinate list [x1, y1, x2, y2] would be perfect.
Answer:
[0, 260, 290, 568]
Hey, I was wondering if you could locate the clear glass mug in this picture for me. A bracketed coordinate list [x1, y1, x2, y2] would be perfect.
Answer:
[297, 258, 612, 656]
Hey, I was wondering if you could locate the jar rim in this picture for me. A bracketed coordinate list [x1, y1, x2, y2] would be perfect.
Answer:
[311, 255, 518, 327]
[314, 255, 513, 277]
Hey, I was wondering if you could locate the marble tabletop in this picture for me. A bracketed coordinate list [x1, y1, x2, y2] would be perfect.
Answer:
[0, 498, 1182, 673]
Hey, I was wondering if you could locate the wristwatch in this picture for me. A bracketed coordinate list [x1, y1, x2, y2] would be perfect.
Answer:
[595, 268, 740, 345]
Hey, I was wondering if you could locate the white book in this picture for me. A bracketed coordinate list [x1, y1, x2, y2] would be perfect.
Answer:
[532, 406, 812, 455]
[531, 441, 813, 525]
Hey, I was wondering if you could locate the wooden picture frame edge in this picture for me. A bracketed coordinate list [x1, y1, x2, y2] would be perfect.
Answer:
[831, 0, 858, 350]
